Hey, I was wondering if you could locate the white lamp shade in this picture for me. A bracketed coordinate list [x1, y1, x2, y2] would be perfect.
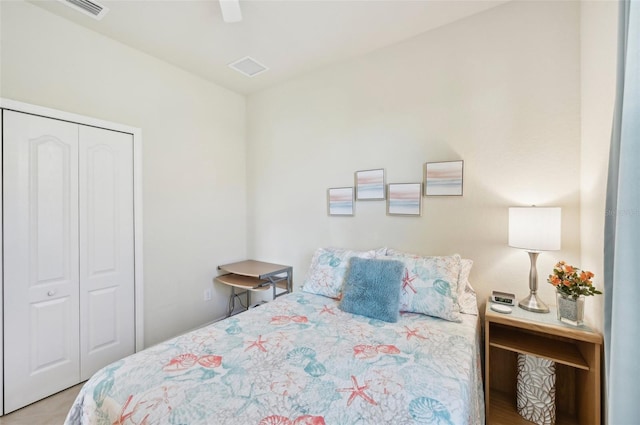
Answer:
[509, 207, 561, 251]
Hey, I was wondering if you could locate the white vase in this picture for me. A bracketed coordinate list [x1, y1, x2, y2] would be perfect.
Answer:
[556, 292, 585, 326]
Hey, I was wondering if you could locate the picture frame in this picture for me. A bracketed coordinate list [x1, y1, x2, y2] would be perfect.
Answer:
[327, 187, 355, 216]
[424, 160, 464, 196]
[355, 168, 386, 201]
[387, 183, 422, 216]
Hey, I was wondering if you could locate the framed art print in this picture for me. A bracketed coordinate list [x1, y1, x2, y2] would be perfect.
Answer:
[424, 160, 464, 196]
[355, 168, 385, 201]
[327, 187, 354, 216]
[387, 183, 422, 216]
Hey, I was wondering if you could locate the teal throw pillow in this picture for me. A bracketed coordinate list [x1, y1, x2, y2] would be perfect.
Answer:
[339, 257, 404, 323]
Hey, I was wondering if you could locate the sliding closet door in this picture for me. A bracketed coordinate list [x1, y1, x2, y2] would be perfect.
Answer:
[79, 126, 135, 380]
[3, 111, 81, 413]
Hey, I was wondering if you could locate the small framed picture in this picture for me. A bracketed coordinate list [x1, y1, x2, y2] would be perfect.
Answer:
[387, 183, 422, 216]
[327, 187, 354, 216]
[424, 160, 464, 196]
[355, 168, 385, 200]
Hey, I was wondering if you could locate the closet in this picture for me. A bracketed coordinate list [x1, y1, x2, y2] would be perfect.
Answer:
[1, 100, 144, 414]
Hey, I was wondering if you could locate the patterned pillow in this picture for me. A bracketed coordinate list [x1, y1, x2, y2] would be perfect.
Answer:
[458, 259, 479, 315]
[385, 248, 465, 298]
[339, 257, 404, 323]
[302, 247, 376, 298]
[386, 251, 462, 322]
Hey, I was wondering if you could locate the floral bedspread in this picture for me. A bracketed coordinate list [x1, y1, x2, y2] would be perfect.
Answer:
[65, 292, 484, 425]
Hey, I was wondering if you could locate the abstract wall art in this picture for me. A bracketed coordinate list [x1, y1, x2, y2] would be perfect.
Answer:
[355, 168, 385, 201]
[424, 160, 464, 196]
[327, 187, 355, 216]
[387, 183, 422, 216]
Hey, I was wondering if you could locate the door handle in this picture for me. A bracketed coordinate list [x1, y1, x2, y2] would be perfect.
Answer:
[47, 290, 56, 296]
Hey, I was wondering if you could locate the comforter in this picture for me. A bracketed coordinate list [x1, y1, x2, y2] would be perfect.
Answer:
[65, 292, 484, 425]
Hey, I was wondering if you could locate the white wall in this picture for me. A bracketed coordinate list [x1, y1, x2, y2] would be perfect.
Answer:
[0, 0, 617, 344]
[0, 1, 247, 346]
[247, 1, 583, 314]
[580, 1, 618, 333]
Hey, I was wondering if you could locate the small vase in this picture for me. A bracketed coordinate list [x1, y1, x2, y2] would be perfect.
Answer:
[517, 354, 557, 425]
[556, 292, 585, 326]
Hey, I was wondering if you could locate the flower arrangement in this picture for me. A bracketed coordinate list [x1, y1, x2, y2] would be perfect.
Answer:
[548, 261, 602, 299]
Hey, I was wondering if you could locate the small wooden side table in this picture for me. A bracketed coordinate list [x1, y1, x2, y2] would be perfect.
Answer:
[215, 260, 292, 316]
[485, 302, 602, 424]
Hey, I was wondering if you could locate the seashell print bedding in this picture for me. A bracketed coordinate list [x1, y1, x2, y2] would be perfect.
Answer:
[65, 292, 484, 425]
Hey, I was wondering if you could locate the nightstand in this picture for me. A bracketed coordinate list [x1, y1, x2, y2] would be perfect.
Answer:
[484, 302, 602, 424]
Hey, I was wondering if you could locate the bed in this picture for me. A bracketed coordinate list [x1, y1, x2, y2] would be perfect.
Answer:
[65, 249, 484, 425]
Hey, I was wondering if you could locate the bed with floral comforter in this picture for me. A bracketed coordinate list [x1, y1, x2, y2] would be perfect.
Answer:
[65, 292, 484, 425]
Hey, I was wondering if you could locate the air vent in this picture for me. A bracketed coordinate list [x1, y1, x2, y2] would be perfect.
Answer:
[228, 57, 269, 78]
[57, 0, 109, 20]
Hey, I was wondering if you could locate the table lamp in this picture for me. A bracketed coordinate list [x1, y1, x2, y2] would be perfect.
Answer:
[508, 206, 561, 313]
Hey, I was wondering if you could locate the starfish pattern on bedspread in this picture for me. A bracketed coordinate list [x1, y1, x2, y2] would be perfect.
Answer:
[245, 335, 268, 352]
[337, 375, 378, 407]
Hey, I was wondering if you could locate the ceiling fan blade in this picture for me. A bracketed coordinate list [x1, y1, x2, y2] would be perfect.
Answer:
[220, 0, 242, 23]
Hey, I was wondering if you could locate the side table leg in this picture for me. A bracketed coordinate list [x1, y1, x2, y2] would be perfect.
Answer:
[227, 287, 236, 317]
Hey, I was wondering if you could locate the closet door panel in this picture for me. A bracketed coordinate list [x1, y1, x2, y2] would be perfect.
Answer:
[79, 125, 135, 380]
[3, 111, 81, 413]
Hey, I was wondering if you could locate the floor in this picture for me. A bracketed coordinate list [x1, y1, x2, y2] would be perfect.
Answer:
[0, 384, 83, 425]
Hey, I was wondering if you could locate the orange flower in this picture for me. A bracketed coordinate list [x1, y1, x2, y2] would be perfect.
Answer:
[548, 262, 601, 297]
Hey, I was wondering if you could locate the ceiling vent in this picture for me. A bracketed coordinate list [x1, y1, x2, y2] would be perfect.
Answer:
[228, 57, 269, 78]
[57, 0, 109, 20]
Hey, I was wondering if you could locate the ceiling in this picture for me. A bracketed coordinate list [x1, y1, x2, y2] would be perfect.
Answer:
[29, 0, 508, 95]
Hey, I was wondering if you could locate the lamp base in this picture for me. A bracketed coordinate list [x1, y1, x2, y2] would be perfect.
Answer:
[519, 293, 550, 313]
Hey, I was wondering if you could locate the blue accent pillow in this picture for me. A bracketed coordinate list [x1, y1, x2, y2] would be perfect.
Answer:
[339, 257, 404, 323]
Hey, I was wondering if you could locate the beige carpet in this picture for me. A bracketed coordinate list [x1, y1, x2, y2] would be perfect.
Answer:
[0, 384, 83, 425]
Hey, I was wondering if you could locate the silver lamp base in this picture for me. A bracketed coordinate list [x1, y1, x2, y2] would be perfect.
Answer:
[519, 293, 550, 313]
[517, 251, 550, 313]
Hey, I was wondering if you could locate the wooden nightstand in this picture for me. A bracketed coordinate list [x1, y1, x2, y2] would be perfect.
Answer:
[484, 302, 602, 424]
